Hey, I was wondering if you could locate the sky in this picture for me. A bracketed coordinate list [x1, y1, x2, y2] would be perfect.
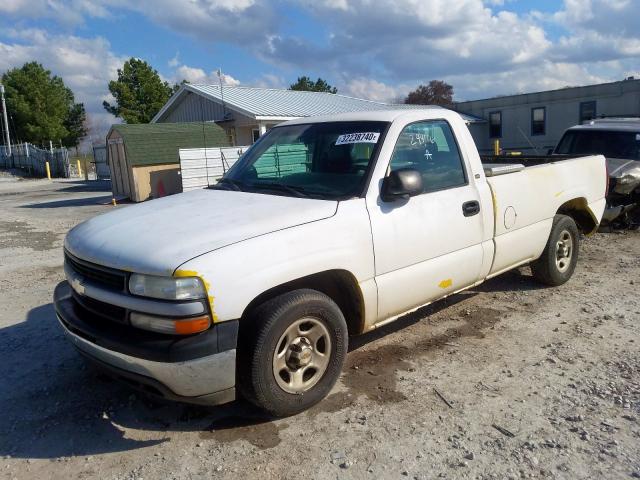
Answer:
[1, 0, 639, 139]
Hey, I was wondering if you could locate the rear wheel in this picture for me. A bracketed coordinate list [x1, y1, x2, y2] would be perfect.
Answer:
[238, 289, 348, 417]
[531, 214, 579, 286]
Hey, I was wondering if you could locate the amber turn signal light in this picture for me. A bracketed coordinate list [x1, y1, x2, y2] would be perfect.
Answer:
[130, 312, 211, 335]
[174, 316, 211, 335]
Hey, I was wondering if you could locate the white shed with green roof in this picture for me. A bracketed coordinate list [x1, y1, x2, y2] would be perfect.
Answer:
[106, 122, 230, 202]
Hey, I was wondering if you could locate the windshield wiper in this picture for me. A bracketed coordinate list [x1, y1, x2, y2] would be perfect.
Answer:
[211, 177, 245, 191]
[247, 182, 310, 198]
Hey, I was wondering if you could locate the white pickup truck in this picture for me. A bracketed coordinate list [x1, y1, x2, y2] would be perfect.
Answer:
[55, 109, 607, 416]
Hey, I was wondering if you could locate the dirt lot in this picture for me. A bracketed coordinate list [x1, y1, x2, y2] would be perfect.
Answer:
[0, 179, 638, 480]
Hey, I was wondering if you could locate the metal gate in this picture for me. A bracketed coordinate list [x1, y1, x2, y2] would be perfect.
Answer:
[92, 144, 110, 179]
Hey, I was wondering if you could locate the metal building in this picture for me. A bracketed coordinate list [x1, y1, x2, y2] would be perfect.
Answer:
[152, 84, 484, 146]
[454, 78, 640, 155]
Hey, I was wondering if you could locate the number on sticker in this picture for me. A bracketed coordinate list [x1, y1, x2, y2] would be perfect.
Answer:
[335, 132, 380, 145]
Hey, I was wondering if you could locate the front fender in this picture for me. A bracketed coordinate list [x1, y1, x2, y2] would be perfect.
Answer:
[175, 199, 375, 323]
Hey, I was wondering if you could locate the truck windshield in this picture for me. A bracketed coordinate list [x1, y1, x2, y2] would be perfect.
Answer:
[555, 130, 640, 160]
[217, 121, 389, 199]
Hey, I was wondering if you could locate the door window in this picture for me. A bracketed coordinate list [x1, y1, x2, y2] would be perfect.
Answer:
[579, 101, 597, 123]
[531, 107, 546, 136]
[489, 111, 502, 138]
[388, 120, 467, 193]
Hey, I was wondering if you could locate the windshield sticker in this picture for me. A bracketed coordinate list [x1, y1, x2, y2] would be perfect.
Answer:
[335, 132, 380, 145]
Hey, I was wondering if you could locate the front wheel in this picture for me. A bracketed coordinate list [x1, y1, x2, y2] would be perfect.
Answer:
[238, 289, 348, 417]
[531, 214, 579, 286]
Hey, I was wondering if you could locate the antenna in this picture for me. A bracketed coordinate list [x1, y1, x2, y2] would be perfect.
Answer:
[198, 93, 211, 188]
[216, 68, 228, 119]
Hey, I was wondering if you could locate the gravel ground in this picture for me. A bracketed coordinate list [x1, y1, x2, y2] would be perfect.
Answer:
[0, 179, 638, 480]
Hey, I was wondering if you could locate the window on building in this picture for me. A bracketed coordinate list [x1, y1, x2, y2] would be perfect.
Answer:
[531, 107, 546, 136]
[489, 111, 502, 138]
[579, 101, 597, 123]
[251, 128, 260, 143]
[389, 120, 467, 193]
[226, 127, 236, 146]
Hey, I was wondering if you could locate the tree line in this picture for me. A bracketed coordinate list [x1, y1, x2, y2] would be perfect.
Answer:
[1, 58, 454, 148]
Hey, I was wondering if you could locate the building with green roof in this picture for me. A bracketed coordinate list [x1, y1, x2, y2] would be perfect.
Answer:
[106, 122, 230, 202]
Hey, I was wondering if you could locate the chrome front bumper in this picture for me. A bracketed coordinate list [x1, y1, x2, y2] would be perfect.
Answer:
[57, 316, 237, 406]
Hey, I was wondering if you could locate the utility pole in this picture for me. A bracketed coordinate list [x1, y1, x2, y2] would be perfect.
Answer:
[0, 84, 11, 156]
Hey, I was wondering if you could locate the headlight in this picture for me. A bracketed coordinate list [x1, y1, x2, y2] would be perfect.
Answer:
[128, 274, 206, 301]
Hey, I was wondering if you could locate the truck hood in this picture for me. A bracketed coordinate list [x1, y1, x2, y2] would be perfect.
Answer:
[65, 189, 338, 275]
[606, 157, 640, 177]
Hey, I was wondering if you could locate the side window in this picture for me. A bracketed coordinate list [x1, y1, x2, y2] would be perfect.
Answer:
[389, 120, 467, 193]
[531, 107, 546, 136]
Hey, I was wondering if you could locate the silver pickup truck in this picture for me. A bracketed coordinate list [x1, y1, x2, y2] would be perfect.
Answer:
[554, 118, 640, 227]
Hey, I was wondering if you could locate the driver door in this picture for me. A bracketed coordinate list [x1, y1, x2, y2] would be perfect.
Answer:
[366, 119, 486, 321]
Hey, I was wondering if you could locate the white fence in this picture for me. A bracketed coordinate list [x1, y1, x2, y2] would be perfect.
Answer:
[179, 146, 250, 192]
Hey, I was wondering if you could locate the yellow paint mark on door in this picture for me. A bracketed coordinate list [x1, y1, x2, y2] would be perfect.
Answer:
[438, 279, 453, 289]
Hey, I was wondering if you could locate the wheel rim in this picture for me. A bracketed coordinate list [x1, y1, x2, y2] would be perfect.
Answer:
[555, 229, 573, 273]
[272, 317, 332, 394]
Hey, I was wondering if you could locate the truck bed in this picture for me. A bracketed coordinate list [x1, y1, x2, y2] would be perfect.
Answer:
[480, 154, 584, 167]
[481, 154, 607, 277]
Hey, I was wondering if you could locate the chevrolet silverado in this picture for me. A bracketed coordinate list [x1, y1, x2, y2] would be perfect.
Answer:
[55, 109, 607, 416]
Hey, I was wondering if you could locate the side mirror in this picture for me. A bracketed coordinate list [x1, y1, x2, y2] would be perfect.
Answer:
[381, 168, 423, 202]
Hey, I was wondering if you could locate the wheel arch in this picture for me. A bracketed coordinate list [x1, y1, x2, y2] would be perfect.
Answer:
[557, 197, 599, 235]
[241, 269, 366, 336]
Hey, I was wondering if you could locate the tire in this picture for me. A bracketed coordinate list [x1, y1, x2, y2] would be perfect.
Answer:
[531, 214, 579, 286]
[237, 289, 348, 417]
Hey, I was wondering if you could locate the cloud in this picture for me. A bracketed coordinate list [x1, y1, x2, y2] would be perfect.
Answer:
[340, 77, 410, 103]
[549, 0, 640, 64]
[260, 0, 639, 100]
[450, 61, 610, 101]
[168, 53, 180, 68]
[2, 0, 640, 139]
[252, 73, 288, 89]
[0, 0, 110, 26]
[259, 0, 554, 83]
[101, 0, 278, 43]
[0, 29, 126, 141]
[173, 64, 240, 86]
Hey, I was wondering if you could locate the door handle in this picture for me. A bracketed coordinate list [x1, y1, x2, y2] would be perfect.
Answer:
[462, 200, 480, 217]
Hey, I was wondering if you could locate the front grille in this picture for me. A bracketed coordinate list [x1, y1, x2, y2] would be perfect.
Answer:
[72, 291, 127, 324]
[65, 251, 126, 292]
